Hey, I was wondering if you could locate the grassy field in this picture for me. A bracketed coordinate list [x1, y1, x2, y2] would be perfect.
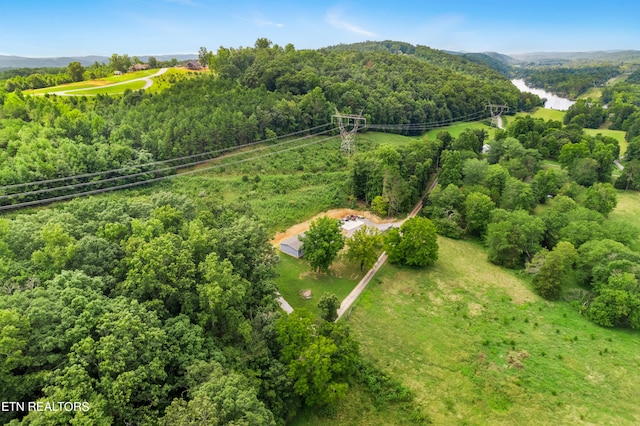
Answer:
[424, 121, 497, 141]
[517, 107, 566, 123]
[25, 68, 195, 96]
[578, 87, 602, 100]
[294, 234, 640, 425]
[26, 69, 158, 94]
[608, 190, 640, 251]
[275, 253, 364, 317]
[584, 128, 628, 156]
[514, 108, 629, 156]
[66, 80, 147, 95]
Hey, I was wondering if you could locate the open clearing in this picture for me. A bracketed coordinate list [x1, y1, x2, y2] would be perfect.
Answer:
[312, 236, 640, 425]
[25, 67, 194, 96]
[424, 121, 497, 140]
[25, 68, 159, 94]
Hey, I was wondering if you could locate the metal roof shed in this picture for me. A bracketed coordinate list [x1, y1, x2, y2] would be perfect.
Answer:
[280, 234, 304, 258]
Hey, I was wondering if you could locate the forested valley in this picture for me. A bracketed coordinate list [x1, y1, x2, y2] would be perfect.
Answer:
[2, 40, 640, 424]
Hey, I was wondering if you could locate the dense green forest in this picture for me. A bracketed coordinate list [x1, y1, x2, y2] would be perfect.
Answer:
[0, 191, 405, 424]
[0, 39, 539, 193]
[2, 40, 640, 424]
[515, 65, 622, 98]
[0, 39, 524, 424]
[420, 113, 640, 328]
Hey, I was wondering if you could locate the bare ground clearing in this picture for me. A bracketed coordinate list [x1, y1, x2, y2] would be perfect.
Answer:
[270, 208, 395, 246]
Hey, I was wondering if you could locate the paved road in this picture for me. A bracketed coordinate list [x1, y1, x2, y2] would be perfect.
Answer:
[614, 159, 624, 171]
[336, 252, 388, 319]
[276, 292, 294, 314]
[51, 67, 168, 96]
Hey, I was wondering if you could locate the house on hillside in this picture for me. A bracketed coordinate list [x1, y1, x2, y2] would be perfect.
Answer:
[185, 60, 202, 70]
[280, 234, 304, 258]
[129, 63, 150, 72]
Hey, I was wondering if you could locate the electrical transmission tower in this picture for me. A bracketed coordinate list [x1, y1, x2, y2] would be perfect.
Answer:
[486, 104, 509, 129]
[332, 110, 365, 155]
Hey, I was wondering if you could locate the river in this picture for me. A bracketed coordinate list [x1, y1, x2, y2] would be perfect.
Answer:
[511, 79, 576, 111]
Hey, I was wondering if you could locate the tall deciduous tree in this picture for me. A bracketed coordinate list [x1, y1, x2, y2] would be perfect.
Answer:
[276, 309, 359, 408]
[346, 226, 383, 271]
[108, 53, 131, 73]
[528, 241, 578, 299]
[299, 216, 345, 273]
[384, 217, 438, 267]
[464, 191, 496, 236]
[317, 293, 341, 322]
[583, 182, 617, 216]
[67, 61, 85, 82]
[198, 46, 209, 67]
[485, 209, 545, 268]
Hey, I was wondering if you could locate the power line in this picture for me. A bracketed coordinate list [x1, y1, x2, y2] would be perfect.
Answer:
[0, 123, 334, 191]
[0, 134, 340, 211]
[365, 109, 491, 131]
[0, 127, 336, 202]
[0, 105, 511, 211]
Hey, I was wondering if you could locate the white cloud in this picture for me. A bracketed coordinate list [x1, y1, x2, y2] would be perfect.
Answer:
[252, 16, 284, 28]
[234, 10, 284, 28]
[326, 8, 376, 37]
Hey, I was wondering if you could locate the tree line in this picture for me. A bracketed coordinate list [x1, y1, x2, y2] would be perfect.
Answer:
[515, 65, 621, 99]
[0, 190, 424, 424]
[0, 39, 537, 196]
[421, 114, 640, 329]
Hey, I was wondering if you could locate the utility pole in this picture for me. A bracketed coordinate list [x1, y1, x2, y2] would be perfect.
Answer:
[332, 110, 365, 156]
[486, 104, 509, 129]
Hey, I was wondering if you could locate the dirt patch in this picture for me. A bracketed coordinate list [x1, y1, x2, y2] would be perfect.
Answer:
[467, 302, 484, 316]
[271, 208, 394, 246]
[299, 289, 312, 300]
[506, 350, 530, 369]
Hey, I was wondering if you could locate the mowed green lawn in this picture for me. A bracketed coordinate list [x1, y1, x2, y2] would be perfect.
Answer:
[67, 79, 147, 95]
[275, 253, 364, 317]
[609, 190, 640, 251]
[26, 69, 158, 94]
[295, 234, 640, 425]
[584, 128, 628, 156]
[516, 108, 628, 156]
[517, 107, 566, 123]
[424, 121, 497, 140]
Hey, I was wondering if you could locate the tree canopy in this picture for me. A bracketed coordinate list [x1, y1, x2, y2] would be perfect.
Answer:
[299, 216, 345, 273]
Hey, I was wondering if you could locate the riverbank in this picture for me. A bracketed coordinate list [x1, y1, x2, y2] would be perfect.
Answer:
[511, 79, 576, 110]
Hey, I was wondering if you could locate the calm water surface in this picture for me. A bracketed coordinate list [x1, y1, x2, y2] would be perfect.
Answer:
[511, 79, 576, 111]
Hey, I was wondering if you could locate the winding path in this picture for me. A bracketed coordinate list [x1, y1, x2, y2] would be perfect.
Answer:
[51, 67, 168, 96]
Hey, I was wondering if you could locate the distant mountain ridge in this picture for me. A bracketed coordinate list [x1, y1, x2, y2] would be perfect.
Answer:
[508, 50, 640, 64]
[0, 54, 197, 69]
[3, 43, 640, 71]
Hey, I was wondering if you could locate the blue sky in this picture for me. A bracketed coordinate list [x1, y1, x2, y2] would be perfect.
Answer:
[1, 0, 639, 57]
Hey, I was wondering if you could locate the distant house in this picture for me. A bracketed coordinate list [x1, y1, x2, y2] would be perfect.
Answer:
[129, 63, 150, 72]
[280, 234, 304, 258]
[113, 70, 122, 76]
[185, 60, 202, 70]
